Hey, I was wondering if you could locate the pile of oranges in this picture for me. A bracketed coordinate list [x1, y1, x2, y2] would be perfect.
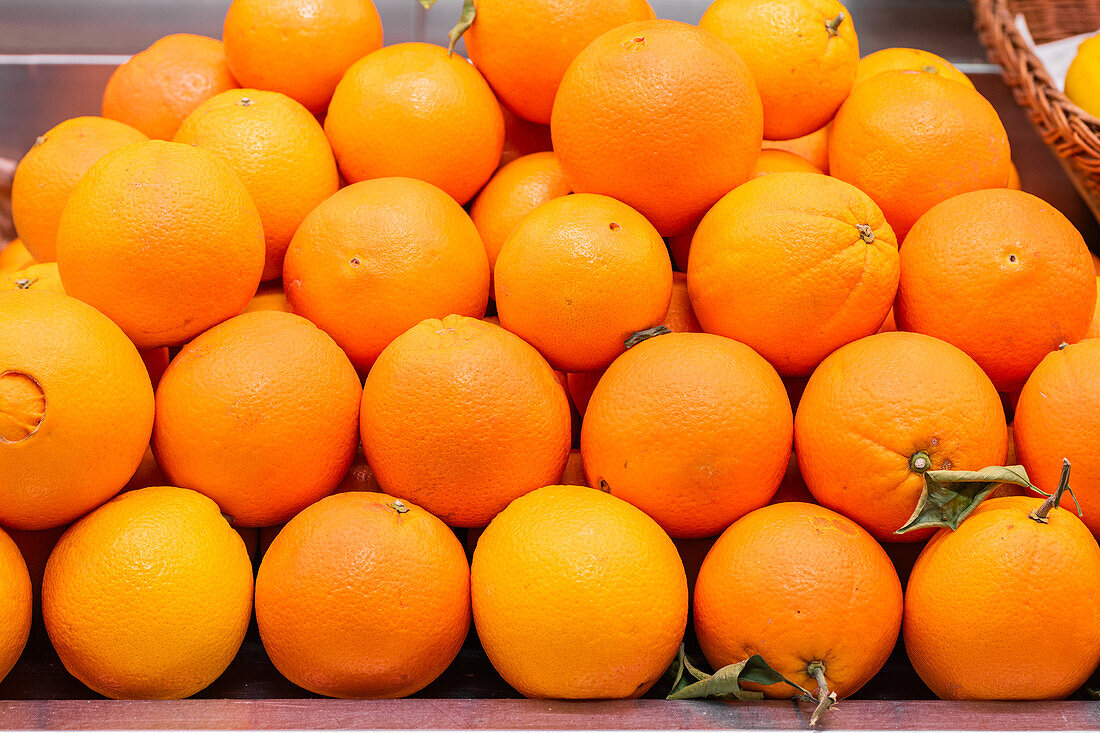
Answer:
[3, 0, 1100, 714]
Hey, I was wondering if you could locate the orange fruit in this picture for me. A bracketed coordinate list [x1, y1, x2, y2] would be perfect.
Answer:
[174, 89, 339, 281]
[334, 447, 383, 494]
[283, 177, 489, 372]
[763, 121, 831, 172]
[0, 239, 34, 276]
[551, 20, 762, 236]
[256, 492, 469, 698]
[854, 47, 974, 89]
[904, 495, 1100, 699]
[0, 528, 32, 685]
[494, 193, 673, 372]
[361, 315, 570, 527]
[463, 0, 655, 125]
[770, 454, 817, 504]
[4, 262, 64, 294]
[499, 104, 553, 167]
[668, 221, 695, 273]
[222, 0, 382, 115]
[877, 307, 897, 334]
[472, 485, 687, 698]
[695, 502, 902, 699]
[1088, 276, 1100, 338]
[751, 149, 823, 178]
[140, 348, 170, 390]
[243, 281, 292, 314]
[1007, 161, 1022, 190]
[470, 152, 571, 291]
[699, 0, 859, 140]
[559, 449, 588, 487]
[795, 332, 1008, 541]
[830, 71, 1011, 239]
[102, 34, 238, 140]
[663, 272, 701, 334]
[12, 116, 147, 262]
[42, 487, 253, 699]
[153, 311, 362, 527]
[0, 291, 154, 530]
[123, 445, 169, 493]
[582, 332, 793, 538]
[896, 189, 1096, 392]
[566, 370, 602, 417]
[325, 43, 503, 205]
[688, 172, 899, 376]
[56, 140, 265, 349]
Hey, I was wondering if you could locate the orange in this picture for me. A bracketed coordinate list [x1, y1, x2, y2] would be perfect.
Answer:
[559, 449, 588, 487]
[663, 272, 702, 334]
[566, 370, 602, 417]
[695, 502, 902, 700]
[361, 315, 570, 527]
[0, 239, 34, 276]
[763, 121, 831, 172]
[668, 221, 695, 273]
[699, 0, 859, 140]
[795, 332, 1008, 541]
[325, 43, 503, 205]
[551, 20, 762, 236]
[499, 104, 553, 167]
[770, 454, 817, 504]
[3, 263, 64, 294]
[463, 0, 655, 125]
[102, 34, 238, 140]
[11, 116, 147, 262]
[0, 291, 154, 530]
[829, 70, 1011, 239]
[472, 485, 687, 698]
[42, 487, 253, 699]
[1089, 276, 1100, 338]
[123, 446, 168, 493]
[334, 447, 383, 494]
[174, 89, 339, 281]
[56, 140, 265, 349]
[140, 348, 170, 390]
[854, 47, 974, 89]
[905, 495, 1100, 699]
[582, 332, 793, 538]
[494, 193, 673, 372]
[0, 528, 32, 684]
[689, 172, 899, 376]
[1008, 161, 1022, 190]
[284, 178, 489, 372]
[878, 307, 897, 333]
[896, 189, 1096, 392]
[243, 281, 292, 314]
[222, 0, 382, 115]
[256, 492, 469, 698]
[752, 149, 822, 178]
[470, 152, 571, 290]
[153, 311, 362, 527]
[1015, 340, 1100, 536]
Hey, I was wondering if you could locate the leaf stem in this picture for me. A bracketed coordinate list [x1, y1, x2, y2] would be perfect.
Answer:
[806, 662, 834, 726]
[1030, 458, 1076, 523]
[909, 451, 931, 473]
[825, 12, 845, 36]
[625, 325, 671, 349]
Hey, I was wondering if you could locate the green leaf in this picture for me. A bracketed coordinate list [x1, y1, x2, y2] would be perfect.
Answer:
[896, 464, 1044, 535]
[446, 0, 476, 55]
[666, 647, 810, 701]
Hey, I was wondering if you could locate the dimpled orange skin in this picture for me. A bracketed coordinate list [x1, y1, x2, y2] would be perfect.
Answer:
[751, 149, 823, 178]
[4, 263, 65, 294]
[699, 0, 859, 140]
[1088, 276, 1100, 338]
[830, 71, 1011, 240]
[242, 281, 292, 314]
[0, 292, 154, 530]
[764, 121, 831, 172]
[464, 0, 655, 126]
[256, 492, 470, 698]
[854, 47, 974, 89]
[12, 117, 147, 262]
[42, 487, 254, 699]
[896, 189, 1096, 392]
[55, 140, 265, 349]
[582, 333, 793, 538]
[689, 173, 899, 377]
[0, 240, 34, 276]
[695, 502, 902, 699]
[551, 20, 763, 236]
[153, 311, 362, 528]
[472, 485, 687, 699]
[1015, 341, 1100, 536]
[283, 178, 489, 372]
[361, 315, 571, 528]
[174, 89, 339, 281]
[222, 0, 382, 115]
[325, 43, 504, 205]
[795, 332, 1008, 542]
[102, 34, 238, 141]
[904, 497, 1100, 699]
[494, 193, 673, 373]
[0, 528, 31, 684]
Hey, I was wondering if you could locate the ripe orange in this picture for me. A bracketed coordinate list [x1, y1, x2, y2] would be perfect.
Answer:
[325, 43, 503, 205]
[4, 263, 64, 294]
[1088, 276, 1100, 338]
[559, 449, 588, 487]
[854, 47, 974, 88]
[243, 281, 292, 314]
[463, 0, 655, 125]
[896, 189, 1096, 391]
[0, 291, 154, 530]
[222, 0, 383, 115]
[42, 486, 254, 699]
[102, 34, 238, 140]
[689, 172, 899, 376]
[566, 370, 602, 417]
[695, 502, 902, 700]
[582, 332, 793, 538]
[663, 272, 702, 334]
[829, 70, 1011, 239]
[499, 103, 553, 167]
[256, 492, 470, 698]
[494, 193, 673, 372]
[752, 149, 823, 178]
[1092, 251, 1100, 274]
[763, 121, 831, 172]
[174, 89, 339, 281]
[361, 315, 571, 527]
[551, 20, 762, 236]
[12, 116, 147, 262]
[699, 0, 859, 140]
[153, 311, 362, 527]
[472, 485, 687, 698]
[0, 239, 34, 276]
[55, 140, 265, 349]
[283, 177, 489, 372]
[795, 332, 1008, 541]
[1007, 161, 1022, 190]
[0, 528, 32, 684]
